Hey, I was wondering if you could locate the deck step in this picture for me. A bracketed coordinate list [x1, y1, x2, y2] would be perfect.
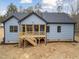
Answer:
[25, 37, 37, 46]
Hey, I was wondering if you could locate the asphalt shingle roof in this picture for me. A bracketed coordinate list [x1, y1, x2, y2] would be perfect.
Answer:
[3, 12, 76, 24]
[42, 12, 75, 23]
[13, 12, 28, 20]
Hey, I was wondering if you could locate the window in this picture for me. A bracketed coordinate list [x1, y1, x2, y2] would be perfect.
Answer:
[34, 25, 39, 32]
[14, 26, 18, 32]
[27, 25, 32, 31]
[10, 26, 13, 32]
[10, 26, 18, 32]
[57, 26, 61, 32]
[40, 25, 44, 31]
[46, 26, 50, 32]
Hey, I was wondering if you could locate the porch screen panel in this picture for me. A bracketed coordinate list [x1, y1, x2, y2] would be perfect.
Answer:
[40, 25, 44, 31]
[22, 25, 25, 32]
[34, 25, 39, 32]
[27, 25, 32, 31]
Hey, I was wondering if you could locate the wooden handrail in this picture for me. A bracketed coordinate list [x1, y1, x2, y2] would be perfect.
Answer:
[19, 31, 45, 36]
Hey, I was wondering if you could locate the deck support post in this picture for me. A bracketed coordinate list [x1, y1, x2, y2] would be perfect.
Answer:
[37, 37, 40, 44]
[24, 40, 26, 48]
[19, 23, 22, 47]
[19, 38, 21, 47]
[45, 24, 47, 45]
[45, 37, 47, 45]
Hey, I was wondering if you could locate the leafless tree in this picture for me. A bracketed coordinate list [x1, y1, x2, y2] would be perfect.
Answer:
[56, 0, 63, 12]
[77, 0, 79, 14]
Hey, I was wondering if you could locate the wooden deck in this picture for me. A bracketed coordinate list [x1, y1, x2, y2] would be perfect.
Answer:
[19, 32, 46, 47]
[19, 24, 47, 47]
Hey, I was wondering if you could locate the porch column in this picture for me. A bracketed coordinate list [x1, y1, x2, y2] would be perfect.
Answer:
[20, 24, 22, 35]
[19, 23, 21, 37]
[44, 24, 46, 34]
[19, 23, 22, 47]
[44, 24, 47, 45]
[25, 25, 27, 34]
[32, 24, 34, 34]
[39, 25, 40, 35]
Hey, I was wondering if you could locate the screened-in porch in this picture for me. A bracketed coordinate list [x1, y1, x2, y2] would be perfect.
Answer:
[19, 24, 47, 37]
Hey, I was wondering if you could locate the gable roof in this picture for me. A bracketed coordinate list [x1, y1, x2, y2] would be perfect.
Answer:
[2, 12, 28, 23]
[2, 15, 19, 23]
[19, 12, 47, 23]
[3, 12, 76, 24]
[13, 12, 29, 20]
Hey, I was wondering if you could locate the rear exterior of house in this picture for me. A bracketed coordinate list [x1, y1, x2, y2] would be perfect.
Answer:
[3, 12, 76, 43]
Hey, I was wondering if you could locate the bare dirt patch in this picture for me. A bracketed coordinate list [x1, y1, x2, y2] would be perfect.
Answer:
[0, 28, 79, 59]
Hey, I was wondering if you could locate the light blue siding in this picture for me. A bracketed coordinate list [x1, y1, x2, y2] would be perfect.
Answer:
[5, 18, 19, 43]
[47, 24, 74, 41]
[21, 14, 46, 24]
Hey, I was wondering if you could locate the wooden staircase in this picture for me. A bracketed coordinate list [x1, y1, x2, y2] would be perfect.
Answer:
[19, 35, 37, 47]
[25, 36, 37, 46]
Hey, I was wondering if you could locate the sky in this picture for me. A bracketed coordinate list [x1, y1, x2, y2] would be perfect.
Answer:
[0, 0, 76, 15]
[0, 0, 39, 15]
